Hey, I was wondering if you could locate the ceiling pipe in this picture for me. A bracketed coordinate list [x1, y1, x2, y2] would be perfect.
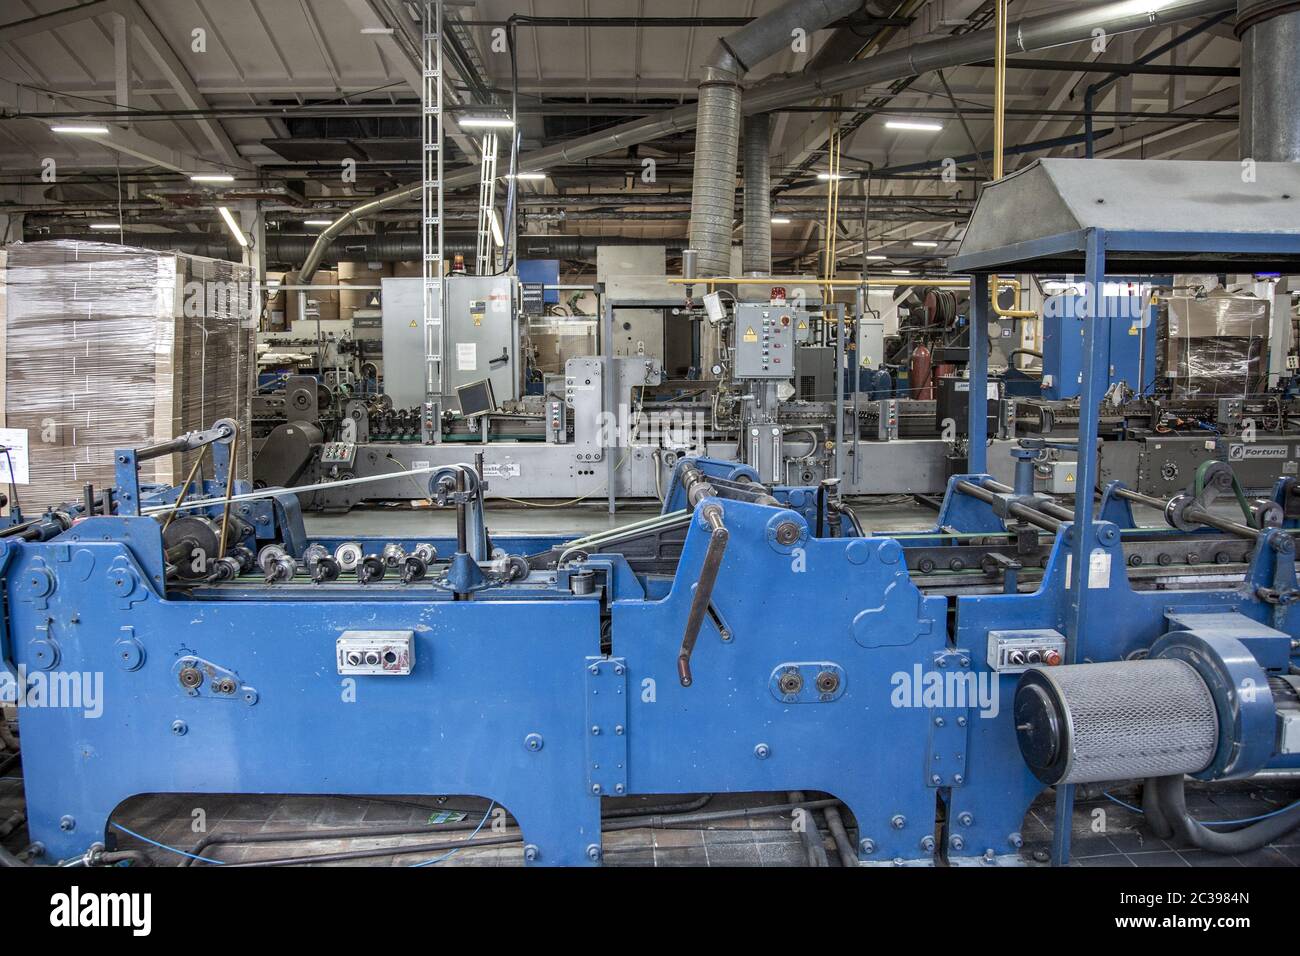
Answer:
[1237, 0, 1300, 161]
[40, 233, 682, 267]
[298, 0, 1236, 281]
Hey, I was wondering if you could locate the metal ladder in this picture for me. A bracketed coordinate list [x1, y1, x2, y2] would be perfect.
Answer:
[421, 0, 446, 443]
[475, 133, 498, 274]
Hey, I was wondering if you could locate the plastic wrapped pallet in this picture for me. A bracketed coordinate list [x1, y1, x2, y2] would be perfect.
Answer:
[0, 240, 255, 512]
[1157, 291, 1269, 399]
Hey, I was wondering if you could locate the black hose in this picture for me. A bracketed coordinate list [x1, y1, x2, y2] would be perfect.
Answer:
[1154, 774, 1300, 854]
[1141, 779, 1174, 840]
[822, 804, 859, 866]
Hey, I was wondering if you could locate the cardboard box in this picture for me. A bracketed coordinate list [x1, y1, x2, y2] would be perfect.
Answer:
[0, 241, 255, 511]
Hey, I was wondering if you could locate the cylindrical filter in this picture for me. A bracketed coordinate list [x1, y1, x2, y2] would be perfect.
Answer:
[1015, 659, 1219, 785]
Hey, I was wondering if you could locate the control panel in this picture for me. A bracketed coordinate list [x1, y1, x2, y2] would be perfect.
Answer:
[875, 399, 899, 440]
[336, 630, 415, 676]
[734, 303, 800, 379]
[986, 629, 1066, 673]
[320, 441, 357, 466]
[546, 398, 567, 444]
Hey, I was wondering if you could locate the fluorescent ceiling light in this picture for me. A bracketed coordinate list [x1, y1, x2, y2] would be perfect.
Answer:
[770, 217, 792, 224]
[51, 125, 108, 134]
[190, 173, 234, 183]
[303, 219, 333, 226]
[890, 269, 912, 275]
[360, 26, 394, 34]
[885, 120, 944, 132]
[511, 172, 547, 180]
[218, 206, 248, 248]
[460, 117, 515, 128]
[489, 210, 504, 248]
[88, 222, 120, 230]
[864, 254, 887, 261]
[816, 172, 847, 180]
[911, 240, 939, 248]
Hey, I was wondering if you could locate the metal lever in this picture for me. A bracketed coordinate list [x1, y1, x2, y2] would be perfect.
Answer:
[676, 503, 728, 688]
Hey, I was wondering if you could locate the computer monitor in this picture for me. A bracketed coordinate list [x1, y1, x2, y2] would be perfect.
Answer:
[456, 378, 496, 418]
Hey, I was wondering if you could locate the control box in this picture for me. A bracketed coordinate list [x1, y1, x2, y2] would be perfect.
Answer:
[734, 304, 800, 379]
[336, 630, 415, 676]
[875, 399, 899, 440]
[986, 629, 1066, 673]
[320, 441, 357, 466]
[546, 398, 567, 444]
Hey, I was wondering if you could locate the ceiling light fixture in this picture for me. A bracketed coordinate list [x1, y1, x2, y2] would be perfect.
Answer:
[218, 206, 248, 248]
[885, 120, 944, 132]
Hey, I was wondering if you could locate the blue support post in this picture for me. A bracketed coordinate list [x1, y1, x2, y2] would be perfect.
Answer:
[967, 274, 990, 473]
[1051, 228, 1109, 866]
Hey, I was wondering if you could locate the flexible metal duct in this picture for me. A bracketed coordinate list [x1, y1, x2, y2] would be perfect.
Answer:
[688, 0, 860, 277]
[1237, 0, 1300, 161]
[299, 0, 1235, 280]
[742, 113, 773, 274]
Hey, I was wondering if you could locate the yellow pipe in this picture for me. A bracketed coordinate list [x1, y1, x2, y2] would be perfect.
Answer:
[991, 276, 1037, 318]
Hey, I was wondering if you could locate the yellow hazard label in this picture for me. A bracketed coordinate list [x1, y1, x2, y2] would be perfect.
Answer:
[1128, 324, 1138, 335]
[797, 320, 807, 331]
[1065, 473, 1075, 483]
[408, 319, 417, 328]
[743, 327, 758, 343]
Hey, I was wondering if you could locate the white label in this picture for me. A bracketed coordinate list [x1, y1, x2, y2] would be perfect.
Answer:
[456, 342, 477, 371]
[483, 462, 521, 478]
[0, 428, 30, 484]
[1088, 549, 1111, 589]
[412, 460, 430, 471]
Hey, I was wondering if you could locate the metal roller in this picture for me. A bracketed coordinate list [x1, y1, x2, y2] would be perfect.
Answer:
[1014, 659, 1219, 785]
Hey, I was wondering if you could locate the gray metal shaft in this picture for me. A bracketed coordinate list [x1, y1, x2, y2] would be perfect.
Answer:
[956, 480, 1062, 534]
[297, 0, 1231, 280]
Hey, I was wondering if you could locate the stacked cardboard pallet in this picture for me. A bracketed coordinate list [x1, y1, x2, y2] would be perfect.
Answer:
[0, 240, 255, 512]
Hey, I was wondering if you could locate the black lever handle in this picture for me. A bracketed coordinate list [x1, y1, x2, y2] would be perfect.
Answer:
[677, 503, 728, 688]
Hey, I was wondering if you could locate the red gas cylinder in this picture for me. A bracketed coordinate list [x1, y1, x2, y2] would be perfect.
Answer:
[910, 343, 934, 401]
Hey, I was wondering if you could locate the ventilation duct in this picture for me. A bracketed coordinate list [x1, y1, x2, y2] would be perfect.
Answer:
[742, 113, 773, 275]
[688, 0, 860, 277]
[1237, 0, 1300, 161]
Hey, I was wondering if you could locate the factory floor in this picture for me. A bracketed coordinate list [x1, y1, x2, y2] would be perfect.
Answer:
[1, 496, 1294, 868]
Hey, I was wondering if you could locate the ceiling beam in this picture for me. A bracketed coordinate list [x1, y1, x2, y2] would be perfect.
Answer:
[120, 0, 247, 168]
[0, 77, 234, 176]
[0, 0, 118, 43]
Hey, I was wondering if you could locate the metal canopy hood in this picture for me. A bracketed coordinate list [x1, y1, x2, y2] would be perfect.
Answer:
[949, 158, 1300, 274]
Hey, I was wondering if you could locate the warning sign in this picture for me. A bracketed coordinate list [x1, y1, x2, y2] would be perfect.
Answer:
[408, 319, 417, 328]
[743, 327, 758, 343]
[797, 319, 807, 331]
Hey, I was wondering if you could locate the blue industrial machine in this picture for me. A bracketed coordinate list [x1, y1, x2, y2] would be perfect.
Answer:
[5, 159, 1300, 867]
[1040, 293, 1157, 400]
